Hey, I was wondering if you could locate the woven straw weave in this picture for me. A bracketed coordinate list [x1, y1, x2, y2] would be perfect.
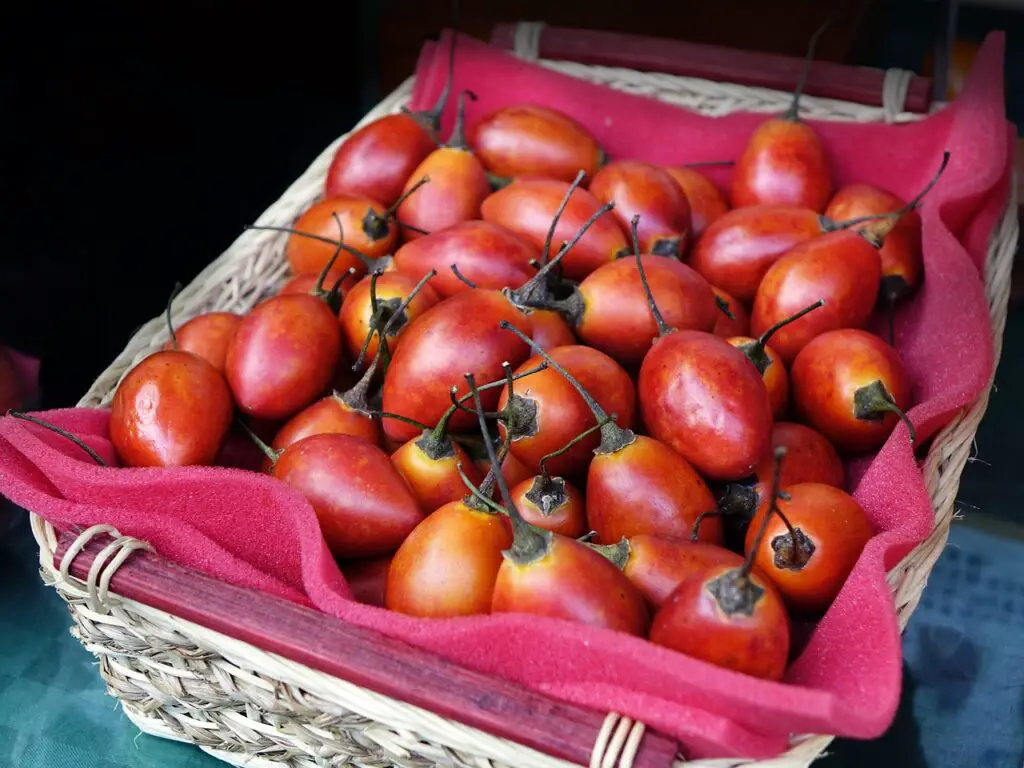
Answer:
[28, 24, 1019, 768]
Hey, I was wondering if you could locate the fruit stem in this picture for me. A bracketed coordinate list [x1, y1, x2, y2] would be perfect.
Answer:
[784, 16, 834, 122]
[690, 509, 724, 542]
[715, 294, 736, 321]
[584, 538, 632, 570]
[164, 282, 184, 350]
[683, 160, 736, 168]
[419, 4, 460, 135]
[538, 415, 615, 479]
[312, 214, 349, 295]
[499, 321, 635, 454]
[741, 447, 787, 579]
[510, 198, 615, 307]
[450, 263, 478, 288]
[759, 298, 824, 346]
[370, 411, 433, 431]
[853, 379, 916, 445]
[447, 90, 477, 151]
[235, 416, 281, 467]
[456, 461, 506, 515]
[843, 151, 952, 245]
[8, 411, 108, 466]
[385, 175, 431, 217]
[466, 372, 551, 561]
[631, 215, 673, 338]
[244, 223, 381, 273]
[542, 170, 587, 265]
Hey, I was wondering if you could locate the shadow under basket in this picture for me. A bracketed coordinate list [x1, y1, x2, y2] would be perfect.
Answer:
[28, 23, 1019, 768]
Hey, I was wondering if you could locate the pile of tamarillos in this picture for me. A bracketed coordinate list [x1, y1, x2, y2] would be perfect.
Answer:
[21, 25, 947, 683]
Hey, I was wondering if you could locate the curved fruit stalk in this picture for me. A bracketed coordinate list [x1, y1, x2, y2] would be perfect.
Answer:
[631, 235, 773, 480]
[589, 160, 692, 258]
[665, 166, 730, 238]
[340, 269, 441, 365]
[397, 92, 492, 240]
[557, 219, 717, 368]
[496, 344, 636, 478]
[745, 481, 874, 614]
[459, 374, 648, 635]
[689, 205, 826, 302]
[243, 425, 423, 559]
[728, 299, 825, 418]
[648, 448, 792, 680]
[710, 287, 750, 338]
[481, 175, 626, 281]
[392, 220, 539, 298]
[588, 534, 744, 608]
[9, 411, 109, 466]
[509, 470, 586, 538]
[279, 268, 360, 308]
[474, 449, 533, 495]
[268, 205, 386, 279]
[791, 329, 914, 453]
[730, 20, 834, 212]
[469, 104, 606, 185]
[498, 321, 722, 546]
[826, 182, 923, 311]
[323, 29, 458, 204]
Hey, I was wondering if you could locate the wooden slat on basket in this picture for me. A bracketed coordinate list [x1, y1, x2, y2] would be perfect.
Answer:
[54, 529, 682, 768]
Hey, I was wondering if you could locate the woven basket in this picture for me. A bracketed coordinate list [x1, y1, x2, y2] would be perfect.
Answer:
[28, 24, 1019, 768]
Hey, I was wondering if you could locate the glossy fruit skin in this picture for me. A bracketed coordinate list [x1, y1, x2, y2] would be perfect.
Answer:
[510, 475, 587, 538]
[225, 294, 342, 421]
[497, 345, 636, 478]
[492, 535, 649, 636]
[397, 148, 491, 240]
[745, 482, 874, 614]
[690, 206, 823, 302]
[575, 256, 718, 369]
[638, 331, 773, 481]
[587, 435, 722, 545]
[339, 271, 441, 364]
[320, 195, 402, 259]
[381, 291, 533, 443]
[790, 329, 912, 454]
[386, 500, 512, 617]
[110, 350, 233, 468]
[469, 105, 604, 183]
[392, 220, 538, 298]
[710, 287, 750, 338]
[755, 422, 844, 489]
[589, 161, 692, 257]
[271, 395, 382, 453]
[752, 231, 881, 364]
[165, 312, 242, 376]
[390, 436, 484, 514]
[279, 270, 359, 300]
[731, 118, 832, 212]
[340, 555, 392, 607]
[665, 167, 730, 238]
[481, 179, 627, 281]
[727, 336, 789, 418]
[825, 183, 923, 300]
[622, 535, 744, 608]
[285, 198, 375, 278]
[530, 308, 576, 350]
[325, 113, 436, 206]
[273, 433, 423, 559]
[650, 562, 790, 680]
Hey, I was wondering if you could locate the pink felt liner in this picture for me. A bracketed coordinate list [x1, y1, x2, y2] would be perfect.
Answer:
[0, 32, 1010, 759]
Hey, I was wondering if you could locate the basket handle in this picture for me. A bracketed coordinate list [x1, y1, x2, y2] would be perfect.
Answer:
[491, 22, 931, 116]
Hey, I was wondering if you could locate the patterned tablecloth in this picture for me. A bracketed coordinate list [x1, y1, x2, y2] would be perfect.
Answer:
[2, 504, 1021, 768]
